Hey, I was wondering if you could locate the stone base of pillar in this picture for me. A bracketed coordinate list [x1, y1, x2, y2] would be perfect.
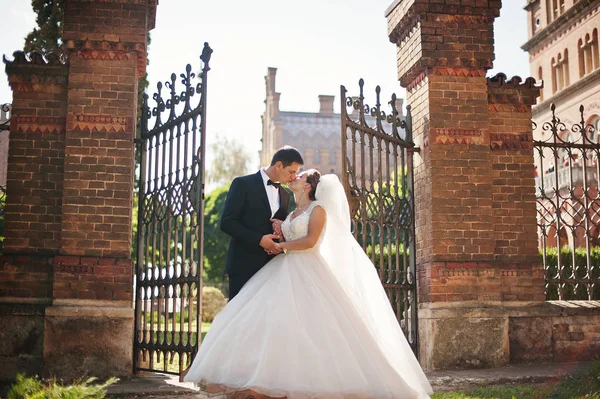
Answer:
[419, 301, 600, 371]
[419, 302, 511, 371]
[0, 298, 49, 383]
[43, 299, 134, 380]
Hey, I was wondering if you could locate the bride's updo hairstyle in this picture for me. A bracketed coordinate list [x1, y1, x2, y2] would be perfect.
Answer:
[305, 169, 321, 200]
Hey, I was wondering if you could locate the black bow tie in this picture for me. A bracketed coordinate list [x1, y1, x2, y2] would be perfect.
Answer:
[267, 179, 281, 189]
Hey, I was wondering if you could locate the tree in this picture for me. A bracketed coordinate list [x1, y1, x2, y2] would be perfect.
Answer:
[207, 135, 251, 186]
[202, 185, 229, 284]
[24, 0, 63, 54]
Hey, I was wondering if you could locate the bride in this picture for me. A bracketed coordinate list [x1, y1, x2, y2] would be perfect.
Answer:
[184, 170, 433, 399]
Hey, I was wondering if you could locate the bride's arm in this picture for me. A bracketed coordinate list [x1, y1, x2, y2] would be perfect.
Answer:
[277, 206, 326, 251]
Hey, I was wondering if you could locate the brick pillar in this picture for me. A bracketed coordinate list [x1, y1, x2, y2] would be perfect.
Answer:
[387, 1, 544, 371]
[0, 52, 68, 381]
[41, 0, 155, 380]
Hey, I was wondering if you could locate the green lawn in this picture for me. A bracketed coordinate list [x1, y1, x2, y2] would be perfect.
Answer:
[201, 321, 211, 341]
[432, 362, 600, 399]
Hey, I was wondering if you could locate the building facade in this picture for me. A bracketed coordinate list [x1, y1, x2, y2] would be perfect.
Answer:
[259, 67, 404, 178]
[523, 0, 600, 248]
[523, 0, 599, 132]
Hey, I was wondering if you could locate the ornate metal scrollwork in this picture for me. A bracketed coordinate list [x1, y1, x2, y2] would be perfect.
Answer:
[134, 43, 213, 376]
[534, 103, 600, 300]
[0, 103, 11, 132]
[340, 80, 419, 356]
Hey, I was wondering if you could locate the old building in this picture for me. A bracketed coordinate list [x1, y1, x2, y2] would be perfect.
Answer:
[259, 67, 404, 178]
[523, 0, 600, 248]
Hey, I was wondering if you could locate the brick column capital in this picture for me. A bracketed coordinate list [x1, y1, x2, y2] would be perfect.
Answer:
[62, 0, 156, 78]
[387, 0, 502, 88]
[4, 51, 68, 93]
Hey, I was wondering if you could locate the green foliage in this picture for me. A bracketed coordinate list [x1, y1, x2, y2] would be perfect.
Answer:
[8, 373, 118, 399]
[24, 0, 63, 54]
[366, 243, 401, 267]
[206, 135, 251, 186]
[201, 286, 226, 323]
[202, 185, 229, 284]
[542, 247, 600, 300]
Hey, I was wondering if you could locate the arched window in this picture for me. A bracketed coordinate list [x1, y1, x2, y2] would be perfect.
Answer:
[585, 34, 593, 73]
[538, 66, 544, 101]
[593, 29, 599, 70]
[328, 150, 336, 165]
[557, 53, 564, 90]
[552, 57, 558, 93]
[579, 38, 585, 77]
[563, 49, 570, 87]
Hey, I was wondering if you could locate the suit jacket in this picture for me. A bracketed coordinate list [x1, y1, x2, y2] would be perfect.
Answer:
[220, 171, 291, 278]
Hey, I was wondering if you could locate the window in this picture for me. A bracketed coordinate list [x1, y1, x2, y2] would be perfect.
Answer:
[313, 149, 321, 164]
[578, 30, 599, 77]
[551, 50, 569, 93]
[538, 66, 544, 101]
[593, 29, 599, 71]
[548, 0, 565, 22]
[328, 150, 336, 165]
[579, 38, 585, 77]
[563, 49, 570, 87]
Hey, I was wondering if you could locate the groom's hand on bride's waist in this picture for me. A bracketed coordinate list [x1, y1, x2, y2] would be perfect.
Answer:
[260, 234, 283, 255]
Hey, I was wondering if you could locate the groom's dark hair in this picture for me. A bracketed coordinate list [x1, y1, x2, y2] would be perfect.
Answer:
[270, 146, 304, 167]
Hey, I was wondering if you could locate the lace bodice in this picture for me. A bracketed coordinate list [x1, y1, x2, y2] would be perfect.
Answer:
[281, 201, 324, 252]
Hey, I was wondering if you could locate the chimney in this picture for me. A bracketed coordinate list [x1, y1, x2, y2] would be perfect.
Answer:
[266, 67, 277, 95]
[319, 95, 334, 115]
[394, 98, 404, 119]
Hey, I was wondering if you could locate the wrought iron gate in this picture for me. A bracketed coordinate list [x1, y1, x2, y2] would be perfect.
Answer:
[134, 43, 212, 375]
[340, 80, 419, 355]
[534, 104, 600, 300]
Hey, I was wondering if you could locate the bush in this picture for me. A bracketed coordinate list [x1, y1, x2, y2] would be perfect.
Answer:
[202, 286, 226, 322]
[365, 244, 407, 282]
[543, 247, 600, 300]
[7, 373, 117, 399]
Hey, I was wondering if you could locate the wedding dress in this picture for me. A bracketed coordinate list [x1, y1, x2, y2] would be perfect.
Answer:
[184, 175, 432, 399]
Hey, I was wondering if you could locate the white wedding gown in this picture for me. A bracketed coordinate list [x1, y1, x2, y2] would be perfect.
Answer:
[184, 184, 432, 398]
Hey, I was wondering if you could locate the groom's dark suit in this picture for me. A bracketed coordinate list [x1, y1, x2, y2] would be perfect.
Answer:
[220, 171, 291, 299]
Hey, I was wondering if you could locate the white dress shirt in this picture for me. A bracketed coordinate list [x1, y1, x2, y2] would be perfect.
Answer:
[260, 169, 280, 217]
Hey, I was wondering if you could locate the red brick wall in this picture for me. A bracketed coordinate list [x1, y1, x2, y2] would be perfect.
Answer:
[60, 0, 148, 258]
[1, 0, 153, 302]
[0, 54, 68, 299]
[389, 1, 547, 304]
[3, 55, 68, 255]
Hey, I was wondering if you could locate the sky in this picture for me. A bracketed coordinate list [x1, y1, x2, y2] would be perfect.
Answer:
[0, 0, 531, 172]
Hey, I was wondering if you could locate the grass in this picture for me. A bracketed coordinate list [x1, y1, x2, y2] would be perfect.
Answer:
[7, 373, 118, 399]
[432, 361, 600, 399]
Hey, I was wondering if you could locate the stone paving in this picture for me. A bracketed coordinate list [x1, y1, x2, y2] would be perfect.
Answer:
[105, 362, 592, 397]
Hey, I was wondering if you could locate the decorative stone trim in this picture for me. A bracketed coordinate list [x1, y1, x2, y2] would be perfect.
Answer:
[488, 104, 530, 113]
[490, 133, 534, 151]
[3, 51, 67, 66]
[70, 114, 132, 134]
[404, 65, 489, 91]
[13, 116, 66, 134]
[431, 128, 485, 145]
[53, 255, 133, 275]
[487, 73, 540, 89]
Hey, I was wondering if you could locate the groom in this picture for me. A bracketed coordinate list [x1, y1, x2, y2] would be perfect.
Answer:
[220, 146, 304, 299]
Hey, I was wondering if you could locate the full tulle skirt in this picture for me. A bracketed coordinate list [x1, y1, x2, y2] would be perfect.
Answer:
[183, 249, 431, 399]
